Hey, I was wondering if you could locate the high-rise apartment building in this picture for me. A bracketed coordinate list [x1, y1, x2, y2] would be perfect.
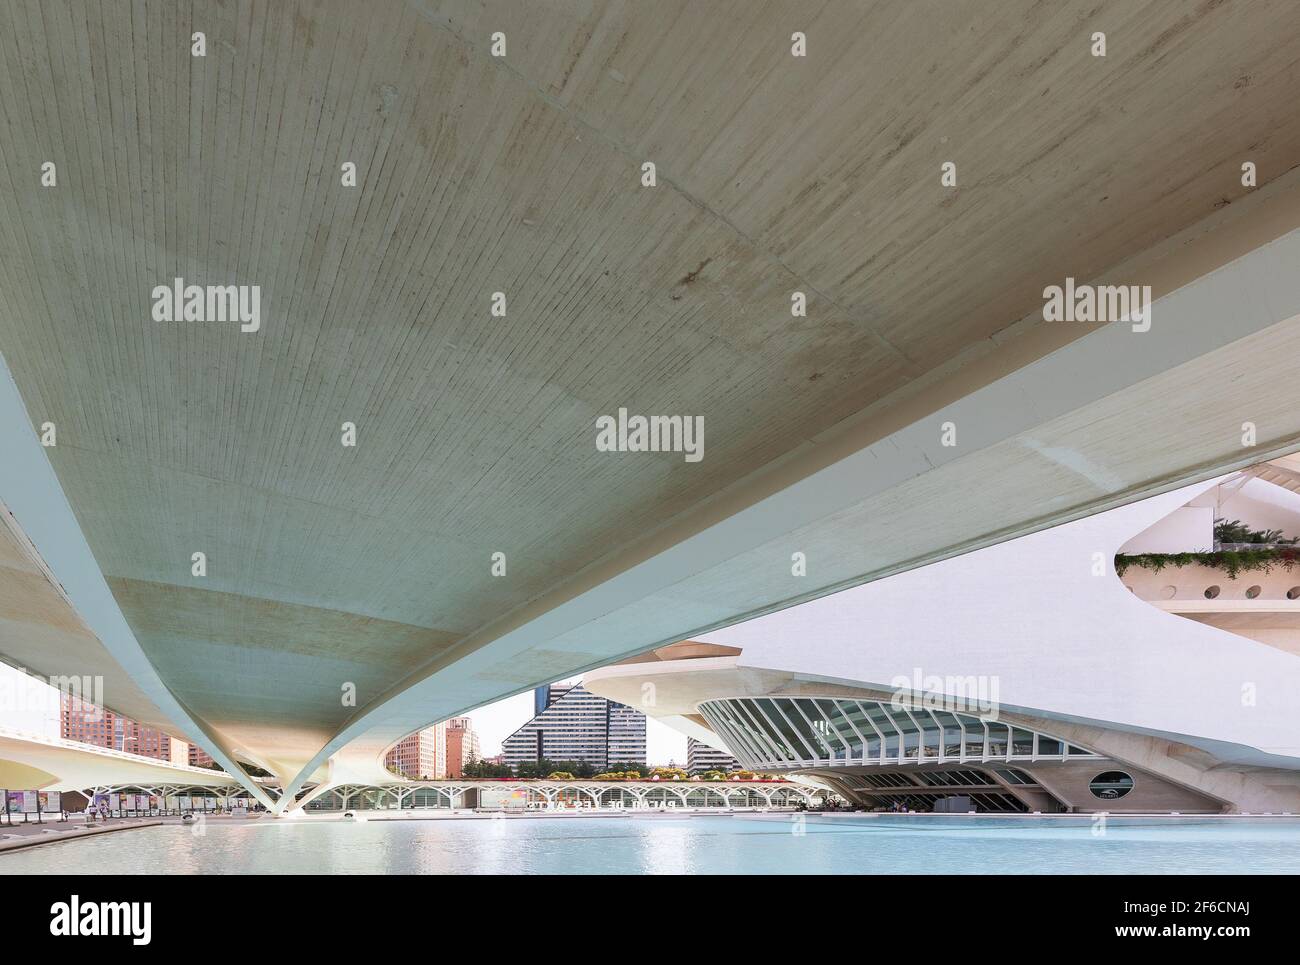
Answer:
[60, 694, 174, 762]
[686, 737, 739, 773]
[383, 721, 448, 780]
[444, 717, 480, 778]
[608, 700, 646, 767]
[501, 682, 646, 770]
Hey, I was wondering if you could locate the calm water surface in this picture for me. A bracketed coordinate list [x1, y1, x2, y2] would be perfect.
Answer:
[5, 814, 1299, 874]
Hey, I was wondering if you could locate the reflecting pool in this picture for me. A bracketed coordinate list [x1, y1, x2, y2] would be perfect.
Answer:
[6, 814, 1299, 874]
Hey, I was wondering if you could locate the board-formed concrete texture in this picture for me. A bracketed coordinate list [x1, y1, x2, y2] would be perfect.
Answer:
[5, 2, 1300, 806]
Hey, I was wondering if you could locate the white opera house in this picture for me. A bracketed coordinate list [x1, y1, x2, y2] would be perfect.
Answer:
[586, 458, 1300, 814]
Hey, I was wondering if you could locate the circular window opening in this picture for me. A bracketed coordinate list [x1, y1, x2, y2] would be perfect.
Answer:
[1089, 771, 1134, 800]
[1246, 585, 1262, 599]
[1204, 585, 1221, 599]
[1289, 587, 1300, 601]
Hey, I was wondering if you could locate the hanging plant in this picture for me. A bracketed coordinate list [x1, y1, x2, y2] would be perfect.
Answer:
[1114, 547, 1300, 579]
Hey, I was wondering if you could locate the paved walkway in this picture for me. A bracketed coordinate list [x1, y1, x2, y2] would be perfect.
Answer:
[0, 817, 162, 853]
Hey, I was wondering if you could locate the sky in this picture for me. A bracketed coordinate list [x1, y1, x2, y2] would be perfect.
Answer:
[0, 662, 688, 768]
[466, 676, 687, 767]
[0, 663, 60, 737]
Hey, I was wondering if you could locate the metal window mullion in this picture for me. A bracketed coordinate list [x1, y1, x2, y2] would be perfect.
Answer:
[747, 699, 804, 766]
[696, 705, 727, 760]
[925, 708, 946, 765]
[956, 714, 971, 764]
[772, 698, 825, 764]
[702, 704, 761, 769]
[720, 700, 783, 767]
[810, 700, 853, 763]
[760, 698, 813, 763]
[787, 698, 836, 763]
[754, 697, 800, 764]
[714, 702, 772, 768]
[718, 701, 772, 766]
[699, 704, 746, 766]
[735, 699, 797, 766]
[901, 707, 930, 761]
[875, 704, 907, 765]
[851, 700, 889, 765]
[834, 699, 874, 766]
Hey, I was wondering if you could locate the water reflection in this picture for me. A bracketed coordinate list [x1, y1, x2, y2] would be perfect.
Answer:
[6, 815, 1300, 875]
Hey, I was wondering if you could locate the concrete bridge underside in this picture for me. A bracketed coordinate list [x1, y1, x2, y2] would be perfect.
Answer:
[5, 2, 1300, 809]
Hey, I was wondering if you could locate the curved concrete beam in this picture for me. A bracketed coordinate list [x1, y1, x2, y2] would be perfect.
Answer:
[0, 728, 238, 793]
[0, 759, 57, 789]
[0, 361, 275, 811]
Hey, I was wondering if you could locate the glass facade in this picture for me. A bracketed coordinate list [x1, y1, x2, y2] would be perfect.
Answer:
[829, 766, 1045, 812]
[698, 697, 1100, 770]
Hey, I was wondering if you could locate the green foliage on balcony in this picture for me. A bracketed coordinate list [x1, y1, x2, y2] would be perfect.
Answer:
[1114, 547, 1300, 579]
[1115, 518, 1300, 578]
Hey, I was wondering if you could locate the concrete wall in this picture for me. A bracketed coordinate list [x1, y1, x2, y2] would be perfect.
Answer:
[1123, 506, 1214, 553]
[795, 762, 1219, 813]
[1026, 761, 1221, 814]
